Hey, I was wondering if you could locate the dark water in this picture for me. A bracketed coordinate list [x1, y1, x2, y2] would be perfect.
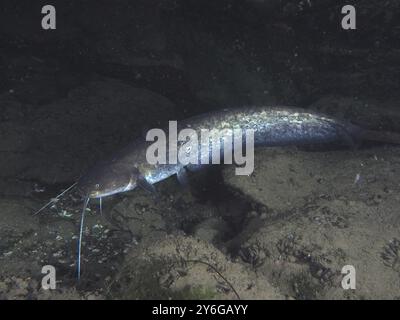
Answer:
[0, 0, 399, 300]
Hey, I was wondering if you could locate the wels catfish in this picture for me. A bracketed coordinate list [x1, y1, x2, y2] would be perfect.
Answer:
[34, 106, 400, 279]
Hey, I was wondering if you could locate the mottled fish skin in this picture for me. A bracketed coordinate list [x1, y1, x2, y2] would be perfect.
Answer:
[77, 106, 361, 198]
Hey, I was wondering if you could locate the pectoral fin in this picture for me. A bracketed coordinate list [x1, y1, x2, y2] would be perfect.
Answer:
[177, 167, 189, 186]
[137, 175, 157, 194]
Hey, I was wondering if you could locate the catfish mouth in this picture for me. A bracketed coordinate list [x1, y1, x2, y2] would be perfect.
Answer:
[87, 186, 132, 199]
[76, 171, 137, 199]
[76, 180, 128, 199]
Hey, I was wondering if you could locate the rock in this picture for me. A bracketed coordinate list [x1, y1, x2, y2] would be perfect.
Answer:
[193, 217, 229, 244]
[223, 146, 400, 299]
[223, 147, 400, 211]
[111, 234, 283, 299]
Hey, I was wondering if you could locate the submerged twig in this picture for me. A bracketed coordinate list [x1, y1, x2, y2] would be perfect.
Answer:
[185, 259, 241, 300]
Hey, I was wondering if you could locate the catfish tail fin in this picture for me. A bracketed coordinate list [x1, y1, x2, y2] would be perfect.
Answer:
[361, 129, 400, 145]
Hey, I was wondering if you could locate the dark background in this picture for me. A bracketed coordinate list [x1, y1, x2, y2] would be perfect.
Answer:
[1, 0, 399, 183]
[1, 0, 399, 105]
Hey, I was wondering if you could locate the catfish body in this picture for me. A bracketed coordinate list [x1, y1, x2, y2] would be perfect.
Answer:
[76, 106, 363, 199]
